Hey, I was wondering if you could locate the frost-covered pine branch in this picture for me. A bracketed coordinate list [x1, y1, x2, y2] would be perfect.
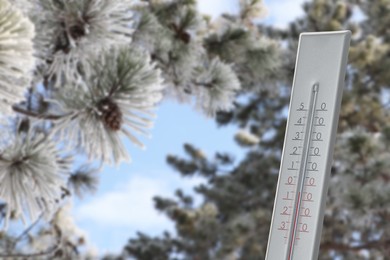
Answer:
[68, 164, 99, 199]
[193, 58, 241, 116]
[31, 0, 134, 86]
[52, 46, 164, 164]
[0, 120, 71, 229]
[0, 0, 35, 114]
[132, 0, 248, 116]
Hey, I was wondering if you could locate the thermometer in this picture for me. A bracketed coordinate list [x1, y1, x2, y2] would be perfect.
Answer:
[265, 31, 351, 260]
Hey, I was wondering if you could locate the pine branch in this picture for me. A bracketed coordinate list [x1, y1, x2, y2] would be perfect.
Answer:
[107, 60, 137, 97]
[13, 213, 43, 244]
[0, 225, 62, 258]
[12, 104, 69, 120]
[3, 213, 44, 255]
[192, 80, 213, 89]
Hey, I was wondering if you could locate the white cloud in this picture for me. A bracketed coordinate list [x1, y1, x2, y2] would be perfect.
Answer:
[73, 170, 206, 254]
[75, 172, 204, 230]
[76, 176, 168, 227]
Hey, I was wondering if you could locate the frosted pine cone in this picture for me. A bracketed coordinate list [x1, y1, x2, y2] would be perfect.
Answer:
[97, 98, 123, 131]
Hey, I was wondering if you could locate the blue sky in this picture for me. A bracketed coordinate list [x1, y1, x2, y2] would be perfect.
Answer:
[73, 0, 307, 255]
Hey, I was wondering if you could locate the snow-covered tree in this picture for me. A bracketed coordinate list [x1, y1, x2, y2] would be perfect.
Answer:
[112, 0, 390, 259]
[0, 0, 280, 258]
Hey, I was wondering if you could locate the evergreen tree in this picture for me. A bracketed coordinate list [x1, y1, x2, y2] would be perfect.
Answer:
[116, 0, 390, 259]
[0, 0, 279, 258]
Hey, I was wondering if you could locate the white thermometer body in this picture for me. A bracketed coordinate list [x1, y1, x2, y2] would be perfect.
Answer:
[266, 31, 351, 260]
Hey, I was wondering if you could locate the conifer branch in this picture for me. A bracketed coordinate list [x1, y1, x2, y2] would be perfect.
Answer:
[14, 213, 43, 243]
[0, 225, 62, 258]
[12, 105, 69, 120]
[192, 80, 213, 89]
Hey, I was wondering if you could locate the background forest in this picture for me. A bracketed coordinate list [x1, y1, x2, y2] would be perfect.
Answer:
[0, 0, 389, 259]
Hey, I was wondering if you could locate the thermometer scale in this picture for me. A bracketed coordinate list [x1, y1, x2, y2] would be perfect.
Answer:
[266, 31, 351, 260]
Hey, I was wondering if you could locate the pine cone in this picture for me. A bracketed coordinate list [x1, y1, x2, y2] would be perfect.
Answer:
[170, 23, 191, 44]
[55, 29, 71, 54]
[69, 21, 87, 40]
[97, 98, 123, 131]
[177, 30, 191, 44]
[54, 21, 87, 54]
